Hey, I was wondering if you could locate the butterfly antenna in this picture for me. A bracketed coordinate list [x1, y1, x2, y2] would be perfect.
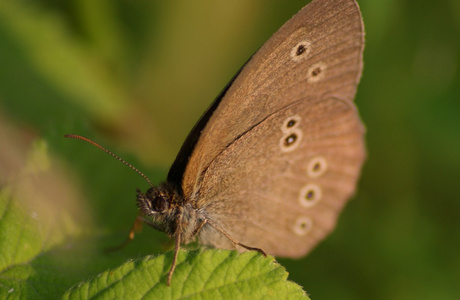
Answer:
[64, 134, 154, 188]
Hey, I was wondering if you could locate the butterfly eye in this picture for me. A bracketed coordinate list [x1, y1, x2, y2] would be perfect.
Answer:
[307, 62, 326, 82]
[299, 184, 322, 207]
[290, 40, 311, 62]
[307, 156, 328, 178]
[293, 217, 313, 236]
[141, 188, 170, 213]
[153, 196, 169, 212]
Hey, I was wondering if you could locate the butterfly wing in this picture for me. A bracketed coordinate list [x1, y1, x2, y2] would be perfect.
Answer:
[197, 96, 365, 256]
[169, 0, 365, 256]
[170, 0, 364, 199]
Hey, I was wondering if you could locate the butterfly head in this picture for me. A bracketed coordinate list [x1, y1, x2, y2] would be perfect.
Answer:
[136, 183, 195, 239]
[136, 185, 174, 217]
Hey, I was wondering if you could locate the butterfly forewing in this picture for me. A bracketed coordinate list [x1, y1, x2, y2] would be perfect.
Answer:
[178, 0, 364, 200]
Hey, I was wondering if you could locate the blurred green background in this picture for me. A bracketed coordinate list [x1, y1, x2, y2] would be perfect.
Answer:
[1, 0, 459, 299]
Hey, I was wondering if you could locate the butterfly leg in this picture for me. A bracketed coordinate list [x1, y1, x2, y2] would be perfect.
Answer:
[191, 218, 207, 238]
[106, 215, 144, 252]
[167, 231, 181, 286]
[206, 219, 267, 256]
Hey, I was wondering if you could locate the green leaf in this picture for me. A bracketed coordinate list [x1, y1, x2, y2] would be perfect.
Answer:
[0, 139, 84, 298]
[62, 250, 309, 300]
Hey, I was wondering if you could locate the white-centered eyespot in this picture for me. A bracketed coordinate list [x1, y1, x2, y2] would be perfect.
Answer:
[290, 40, 311, 62]
[293, 216, 313, 236]
[279, 128, 302, 153]
[299, 183, 322, 207]
[307, 62, 326, 82]
[307, 156, 328, 178]
[281, 115, 301, 133]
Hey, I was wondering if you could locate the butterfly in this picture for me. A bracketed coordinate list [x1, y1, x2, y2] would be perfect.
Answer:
[66, 0, 365, 286]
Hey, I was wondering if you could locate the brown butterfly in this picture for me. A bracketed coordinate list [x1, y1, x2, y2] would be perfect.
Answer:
[67, 0, 365, 286]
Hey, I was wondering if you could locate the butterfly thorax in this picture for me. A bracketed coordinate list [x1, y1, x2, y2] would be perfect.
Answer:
[136, 182, 203, 243]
